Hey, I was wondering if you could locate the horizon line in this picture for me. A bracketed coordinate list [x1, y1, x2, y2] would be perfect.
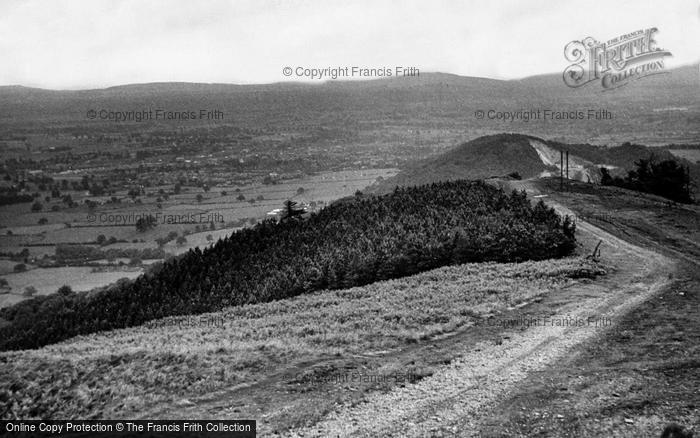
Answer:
[4, 62, 697, 92]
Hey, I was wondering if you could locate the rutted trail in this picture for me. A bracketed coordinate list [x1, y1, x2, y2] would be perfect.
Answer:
[288, 181, 677, 438]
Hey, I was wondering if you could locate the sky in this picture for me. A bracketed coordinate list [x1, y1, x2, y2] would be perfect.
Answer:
[0, 0, 698, 89]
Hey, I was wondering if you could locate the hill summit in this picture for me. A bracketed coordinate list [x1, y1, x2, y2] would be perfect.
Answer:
[373, 134, 550, 192]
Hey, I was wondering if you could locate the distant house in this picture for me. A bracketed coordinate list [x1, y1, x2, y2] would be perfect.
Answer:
[266, 208, 284, 220]
[266, 203, 311, 222]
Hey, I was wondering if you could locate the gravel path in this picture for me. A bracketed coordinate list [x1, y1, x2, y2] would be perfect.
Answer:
[287, 192, 677, 437]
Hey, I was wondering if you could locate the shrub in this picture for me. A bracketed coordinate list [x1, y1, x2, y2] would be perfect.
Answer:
[135, 215, 157, 232]
[57, 285, 73, 296]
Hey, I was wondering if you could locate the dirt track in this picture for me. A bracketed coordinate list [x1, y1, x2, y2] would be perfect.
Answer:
[287, 181, 680, 437]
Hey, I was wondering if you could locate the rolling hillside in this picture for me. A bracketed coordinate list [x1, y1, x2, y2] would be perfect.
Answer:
[371, 133, 700, 193]
[0, 180, 576, 351]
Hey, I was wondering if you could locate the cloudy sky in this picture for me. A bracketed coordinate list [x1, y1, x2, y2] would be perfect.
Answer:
[0, 0, 698, 89]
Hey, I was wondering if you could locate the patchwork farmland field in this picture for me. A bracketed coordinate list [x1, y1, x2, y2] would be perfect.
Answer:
[0, 169, 397, 303]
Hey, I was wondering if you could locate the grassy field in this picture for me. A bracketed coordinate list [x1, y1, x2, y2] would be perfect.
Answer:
[1, 266, 143, 296]
[162, 227, 242, 256]
[0, 256, 603, 420]
[0, 260, 18, 275]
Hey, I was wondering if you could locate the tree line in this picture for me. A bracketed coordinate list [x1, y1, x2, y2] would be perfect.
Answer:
[601, 155, 693, 203]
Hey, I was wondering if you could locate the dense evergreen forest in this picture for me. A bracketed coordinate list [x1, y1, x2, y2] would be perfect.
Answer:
[0, 180, 576, 351]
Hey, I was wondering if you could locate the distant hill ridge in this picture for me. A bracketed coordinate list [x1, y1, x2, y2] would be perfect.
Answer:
[0, 65, 697, 146]
[1, 64, 697, 93]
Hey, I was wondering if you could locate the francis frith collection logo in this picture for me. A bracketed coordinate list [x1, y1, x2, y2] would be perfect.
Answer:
[563, 27, 672, 90]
